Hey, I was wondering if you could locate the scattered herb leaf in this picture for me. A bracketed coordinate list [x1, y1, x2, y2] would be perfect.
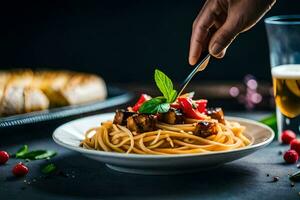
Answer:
[17, 150, 46, 159]
[17, 150, 57, 160]
[15, 145, 29, 158]
[41, 163, 57, 174]
[35, 151, 57, 160]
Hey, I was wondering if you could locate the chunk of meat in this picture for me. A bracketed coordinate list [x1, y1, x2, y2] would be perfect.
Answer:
[206, 107, 225, 124]
[160, 108, 184, 125]
[194, 121, 218, 138]
[113, 109, 135, 125]
[127, 114, 157, 133]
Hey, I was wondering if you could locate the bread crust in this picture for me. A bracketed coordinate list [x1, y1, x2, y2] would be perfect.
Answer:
[0, 69, 107, 116]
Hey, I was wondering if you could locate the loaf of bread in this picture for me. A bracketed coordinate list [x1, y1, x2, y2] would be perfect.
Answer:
[0, 69, 107, 116]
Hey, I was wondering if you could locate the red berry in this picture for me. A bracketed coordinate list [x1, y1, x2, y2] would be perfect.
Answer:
[281, 130, 296, 144]
[12, 162, 28, 177]
[0, 151, 9, 164]
[284, 150, 299, 164]
[291, 139, 300, 154]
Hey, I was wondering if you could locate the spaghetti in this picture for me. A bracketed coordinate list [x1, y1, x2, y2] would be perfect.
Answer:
[80, 119, 252, 155]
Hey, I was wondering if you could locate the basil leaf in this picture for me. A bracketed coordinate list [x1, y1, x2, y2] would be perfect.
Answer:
[35, 151, 57, 160]
[18, 150, 57, 160]
[157, 103, 170, 113]
[139, 97, 168, 114]
[17, 150, 46, 159]
[169, 90, 178, 103]
[41, 163, 57, 174]
[154, 69, 177, 103]
[15, 145, 29, 158]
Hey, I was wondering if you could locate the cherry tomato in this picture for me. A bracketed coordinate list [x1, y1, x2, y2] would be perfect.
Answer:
[284, 149, 299, 164]
[281, 130, 296, 144]
[12, 163, 29, 177]
[0, 151, 9, 164]
[290, 139, 300, 155]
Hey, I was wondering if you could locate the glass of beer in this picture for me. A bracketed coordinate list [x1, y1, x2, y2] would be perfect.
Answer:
[265, 15, 300, 140]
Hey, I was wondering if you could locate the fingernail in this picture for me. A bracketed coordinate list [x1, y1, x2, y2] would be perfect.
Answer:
[216, 49, 226, 58]
[210, 43, 222, 56]
[189, 57, 197, 66]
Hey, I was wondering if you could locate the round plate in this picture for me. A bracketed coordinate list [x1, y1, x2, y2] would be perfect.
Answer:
[53, 113, 274, 175]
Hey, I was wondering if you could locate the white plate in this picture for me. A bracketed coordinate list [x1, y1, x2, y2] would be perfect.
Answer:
[53, 113, 274, 175]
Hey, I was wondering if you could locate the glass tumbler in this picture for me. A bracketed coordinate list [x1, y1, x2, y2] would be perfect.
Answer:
[265, 15, 300, 140]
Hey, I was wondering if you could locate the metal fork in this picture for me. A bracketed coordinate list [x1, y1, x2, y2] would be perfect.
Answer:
[177, 53, 211, 97]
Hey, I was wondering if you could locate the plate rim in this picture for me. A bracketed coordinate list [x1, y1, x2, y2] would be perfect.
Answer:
[53, 113, 275, 159]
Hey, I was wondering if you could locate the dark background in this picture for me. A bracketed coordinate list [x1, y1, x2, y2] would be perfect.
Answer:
[0, 0, 298, 83]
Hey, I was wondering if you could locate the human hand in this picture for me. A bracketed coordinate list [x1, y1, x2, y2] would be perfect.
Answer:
[188, 0, 276, 65]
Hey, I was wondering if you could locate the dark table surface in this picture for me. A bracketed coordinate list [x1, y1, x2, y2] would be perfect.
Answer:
[1, 109, 299, 200]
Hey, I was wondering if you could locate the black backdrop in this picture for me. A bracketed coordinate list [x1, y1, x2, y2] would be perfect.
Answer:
[0, 0, 299, 83]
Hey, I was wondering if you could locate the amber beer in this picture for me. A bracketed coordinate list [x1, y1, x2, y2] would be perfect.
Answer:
[272, 65, 300, 119]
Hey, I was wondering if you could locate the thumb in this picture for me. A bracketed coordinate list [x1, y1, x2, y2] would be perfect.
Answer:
[208, 17, 240, 58]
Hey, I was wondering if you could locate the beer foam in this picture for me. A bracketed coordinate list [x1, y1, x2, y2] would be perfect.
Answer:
[271, 64, 300, 79]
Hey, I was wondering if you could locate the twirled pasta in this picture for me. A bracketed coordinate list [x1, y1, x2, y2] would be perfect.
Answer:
[80, 119, 252, 155]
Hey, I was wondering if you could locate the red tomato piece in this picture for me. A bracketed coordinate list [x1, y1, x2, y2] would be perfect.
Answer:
[177, 98, 205, 120]
[132, 94, 151, 112]
[195, 99, 208, 113]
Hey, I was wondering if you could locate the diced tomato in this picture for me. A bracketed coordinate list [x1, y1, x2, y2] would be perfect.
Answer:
[132, 94, 151, 112]
[177, 97, 193, 109]
[195, 99, 208, 113]
[177, 97, 205, 120]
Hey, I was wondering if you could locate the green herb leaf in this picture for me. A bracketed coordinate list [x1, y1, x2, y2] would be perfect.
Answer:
[35, 151, 57, 160]
[169, 90, 178, 103]
[259, 114, 277, 137]
[17, 150, 46, 159]
[154, 69, 177, 103]
[157, 103, 170, 113]
[139, 97, 169, 114]
[15, 145, 29, 158]
[290, 170, 300, 182]
[41, 163, 57, 174]
[17, 150, 57, 160]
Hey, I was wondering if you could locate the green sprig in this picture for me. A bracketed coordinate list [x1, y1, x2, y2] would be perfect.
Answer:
[139, 69, 176, 114]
